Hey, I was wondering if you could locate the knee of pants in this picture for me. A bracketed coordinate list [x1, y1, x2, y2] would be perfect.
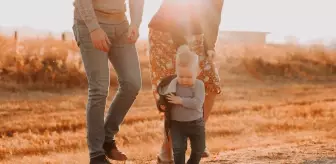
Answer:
[87, 87, 109, 100]
[87, 78, 109, 98]
[119, 79, 141, 96]
[88, 87, 108, 96]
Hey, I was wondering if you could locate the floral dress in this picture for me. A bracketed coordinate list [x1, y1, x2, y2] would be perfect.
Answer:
[148, 29, 221, 102]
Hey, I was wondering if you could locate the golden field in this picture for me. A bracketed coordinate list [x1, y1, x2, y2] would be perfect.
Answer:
[0, 35, 335, 164]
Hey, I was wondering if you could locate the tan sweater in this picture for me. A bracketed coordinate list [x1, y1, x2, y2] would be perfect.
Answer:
[74, 0, 144, 32]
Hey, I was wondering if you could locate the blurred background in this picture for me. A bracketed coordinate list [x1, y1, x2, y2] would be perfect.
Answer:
[0, 0, 335, 164]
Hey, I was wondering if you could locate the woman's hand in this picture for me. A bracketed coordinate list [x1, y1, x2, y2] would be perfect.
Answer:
[166, 93, 182, 105]
[206, 49, 216, 61]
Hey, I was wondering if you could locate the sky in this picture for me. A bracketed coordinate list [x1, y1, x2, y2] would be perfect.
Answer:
[0, 0, 335, 43]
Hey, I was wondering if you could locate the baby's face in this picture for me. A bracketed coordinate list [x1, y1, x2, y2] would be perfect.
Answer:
[177, 66, 196, 86]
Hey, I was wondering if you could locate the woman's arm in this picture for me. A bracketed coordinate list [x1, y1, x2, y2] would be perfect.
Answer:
[170, 0, 224, 51]
[201, 0, 224, 51]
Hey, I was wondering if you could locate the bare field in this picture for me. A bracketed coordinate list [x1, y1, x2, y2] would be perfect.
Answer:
[0, 36, 335, 163]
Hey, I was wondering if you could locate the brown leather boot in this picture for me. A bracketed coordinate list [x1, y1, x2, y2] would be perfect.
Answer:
[89, 155, 111, 164]
[103, 141, 128, 161]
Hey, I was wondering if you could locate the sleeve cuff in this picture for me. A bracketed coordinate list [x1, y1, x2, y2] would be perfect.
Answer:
[86, 21, 100, 33]
[130, 20, 142, 28]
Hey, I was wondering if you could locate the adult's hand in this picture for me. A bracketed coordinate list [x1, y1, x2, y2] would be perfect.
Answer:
[90, 28, 111, 52]
[207, 49, 221, 70]
[127, 24, 140, 43]
[206, 49, 216, 61]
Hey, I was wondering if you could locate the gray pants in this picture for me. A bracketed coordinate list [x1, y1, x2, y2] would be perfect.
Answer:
[72, 19, 142, 158]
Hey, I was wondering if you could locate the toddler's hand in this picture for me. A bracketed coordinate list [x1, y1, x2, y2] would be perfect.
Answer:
[166, 93, 182, 105]
[160, 105, 166, 111]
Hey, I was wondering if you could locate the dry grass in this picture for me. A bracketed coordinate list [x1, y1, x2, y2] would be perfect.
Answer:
[0, 36, 335, 163]
[1, 35, 336, 90]
[0, 36, 149, 90]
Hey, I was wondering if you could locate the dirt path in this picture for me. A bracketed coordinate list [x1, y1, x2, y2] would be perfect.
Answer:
[1, 79, 335, 164]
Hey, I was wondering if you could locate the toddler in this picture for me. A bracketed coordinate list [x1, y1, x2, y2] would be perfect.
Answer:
[160, 46, 206, 164]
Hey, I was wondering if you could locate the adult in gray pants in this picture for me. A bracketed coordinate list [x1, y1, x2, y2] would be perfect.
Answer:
[72, 0, 144, 163]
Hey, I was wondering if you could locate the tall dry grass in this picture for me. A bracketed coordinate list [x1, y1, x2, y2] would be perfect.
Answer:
[235, 44, 336, 81]
[1, 35, 336, 90]
[0, 35, 149, 90]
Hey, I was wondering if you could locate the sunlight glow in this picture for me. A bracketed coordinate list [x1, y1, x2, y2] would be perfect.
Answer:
[0, 0, 335, 43]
